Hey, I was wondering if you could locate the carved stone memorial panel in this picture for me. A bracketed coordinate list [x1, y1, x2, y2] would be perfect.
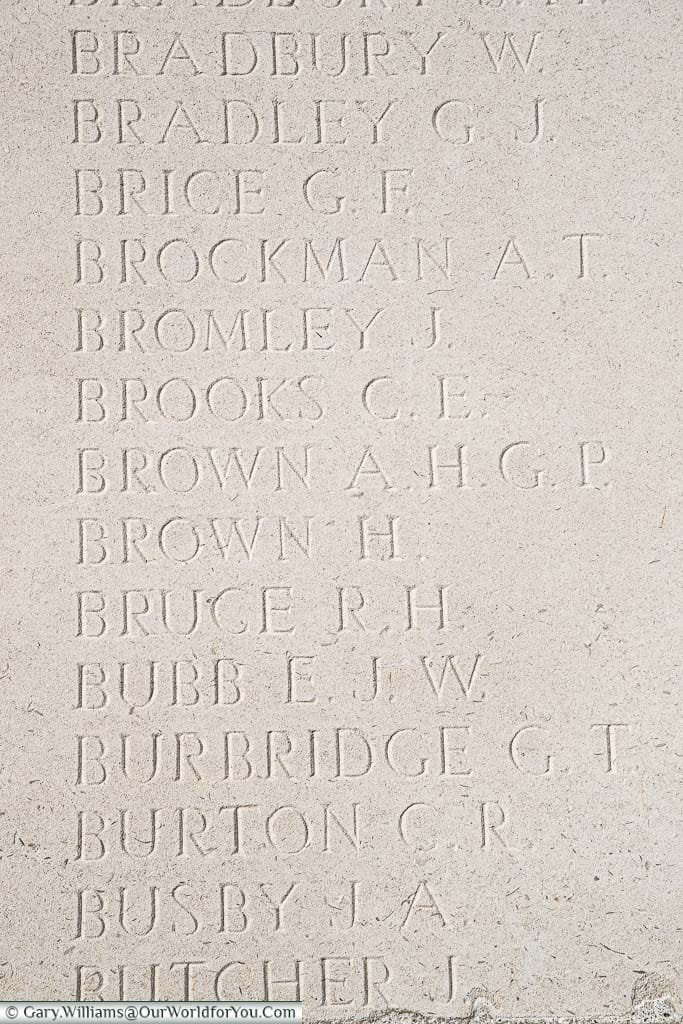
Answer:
[0, 0, 680, 1018]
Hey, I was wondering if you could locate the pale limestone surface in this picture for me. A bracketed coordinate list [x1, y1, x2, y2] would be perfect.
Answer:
[0, 0, 681, 1017]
